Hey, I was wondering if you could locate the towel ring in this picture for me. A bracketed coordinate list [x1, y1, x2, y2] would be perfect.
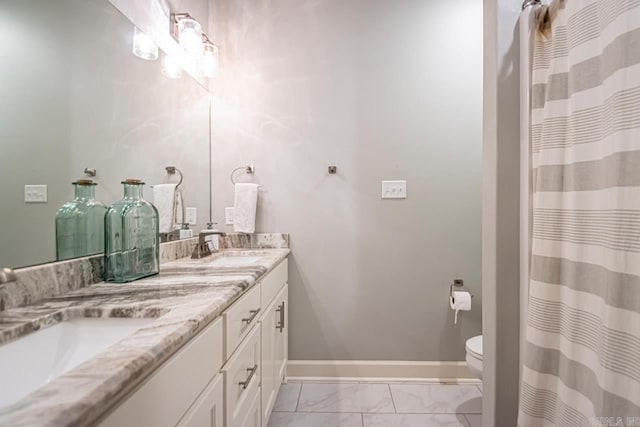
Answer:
[166, 166, 183, 187]
[230, 165, 255, 185]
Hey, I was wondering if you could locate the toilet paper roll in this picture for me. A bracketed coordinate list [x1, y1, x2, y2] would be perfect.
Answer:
[449, 291, 472, 324]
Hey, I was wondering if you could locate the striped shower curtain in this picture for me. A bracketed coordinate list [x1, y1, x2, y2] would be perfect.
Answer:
[518, 0, 640, 426]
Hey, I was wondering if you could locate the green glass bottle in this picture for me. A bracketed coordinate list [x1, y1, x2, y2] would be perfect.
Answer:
[104, 179, 160, 283]
[55, 180, 107, 261]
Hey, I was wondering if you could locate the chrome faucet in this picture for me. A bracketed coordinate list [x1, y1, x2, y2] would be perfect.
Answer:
[191, 230, 226, 259]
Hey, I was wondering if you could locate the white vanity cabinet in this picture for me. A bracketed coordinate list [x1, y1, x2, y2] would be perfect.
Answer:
[97, 256, 289, 427]
[222, 257, 289, 427]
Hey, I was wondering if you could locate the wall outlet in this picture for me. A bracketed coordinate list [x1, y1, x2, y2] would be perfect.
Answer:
[25, 185, 47, 203]
[381, 180, 407, 199]
[185, 207, 197, 225]
[225, 207, 235, 225]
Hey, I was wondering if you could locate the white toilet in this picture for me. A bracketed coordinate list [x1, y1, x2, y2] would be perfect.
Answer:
[465, 335, 483, 378]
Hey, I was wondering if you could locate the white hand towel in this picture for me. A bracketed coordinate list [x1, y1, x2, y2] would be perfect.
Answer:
[153, 184, 183, 233]
[233, 183, 258, 234]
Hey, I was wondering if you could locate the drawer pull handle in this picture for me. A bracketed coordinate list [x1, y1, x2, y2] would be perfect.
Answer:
[242, 309, 261, 324]
[239, 365, 258, 389]
[276, 302, 285, 333]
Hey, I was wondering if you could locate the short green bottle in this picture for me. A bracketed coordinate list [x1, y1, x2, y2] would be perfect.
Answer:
[104, 179, 160, 283]
[55, 180, 107, 261]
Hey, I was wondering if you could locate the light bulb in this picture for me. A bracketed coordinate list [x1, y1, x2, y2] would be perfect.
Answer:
[132, 26, 158, 60]
[202, 44, 219, 78]
[161, 54, 182, 79]
[178, 18, 203, 56]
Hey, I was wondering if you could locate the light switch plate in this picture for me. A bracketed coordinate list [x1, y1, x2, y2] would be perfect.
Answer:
[25, 185, 48, 203]
[225, 207, 234, 225]
[185, 207, 197, 225]
[381, 180, 407, 199]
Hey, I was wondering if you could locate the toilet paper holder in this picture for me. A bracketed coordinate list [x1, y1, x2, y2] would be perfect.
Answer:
[450, 279, 474, 300]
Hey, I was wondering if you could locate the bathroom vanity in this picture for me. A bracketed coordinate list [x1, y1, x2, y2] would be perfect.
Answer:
[99, 257, 289, 427]
[0, 239, 290, 427]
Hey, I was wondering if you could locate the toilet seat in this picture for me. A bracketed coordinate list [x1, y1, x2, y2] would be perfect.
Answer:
[465, 335, 483, 379]
[465, 335, 483, 360]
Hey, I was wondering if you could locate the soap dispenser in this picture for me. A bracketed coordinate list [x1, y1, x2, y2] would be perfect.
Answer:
[55, 180, 107, 261]
[104, 179, 159, 282]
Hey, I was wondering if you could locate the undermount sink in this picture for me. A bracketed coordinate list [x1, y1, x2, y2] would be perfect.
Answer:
[0, 317, 153, 409]
[207, 254, 264, 267]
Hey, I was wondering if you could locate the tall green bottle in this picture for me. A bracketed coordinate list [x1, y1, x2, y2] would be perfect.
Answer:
[55, 180, 107, 261]
[104, 179, 159, 282]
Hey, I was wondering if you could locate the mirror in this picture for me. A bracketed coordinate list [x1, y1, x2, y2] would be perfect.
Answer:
[0, 0, 211, 269]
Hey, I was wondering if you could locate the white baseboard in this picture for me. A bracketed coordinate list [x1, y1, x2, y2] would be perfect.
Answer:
[287, 360, 481, 384]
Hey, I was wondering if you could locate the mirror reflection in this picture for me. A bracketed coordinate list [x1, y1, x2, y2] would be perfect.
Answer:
[0, 0, 211, 269]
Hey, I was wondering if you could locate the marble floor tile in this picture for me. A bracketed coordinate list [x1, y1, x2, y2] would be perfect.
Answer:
[298, 383, 395, 413]
[389, 384, 482, 414]
[268, 412, 363, 427]
[274, 383, 303, 412]
[363, 414, 471, 427]
[465, 414, 482, 427]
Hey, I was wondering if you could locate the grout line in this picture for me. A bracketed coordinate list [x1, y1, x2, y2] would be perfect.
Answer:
[282, 410, 481, 415]
[361, 413, 364, 427]
[295, 382, 303, 412]
[387, 384, 398, 413]
[358, 412, 482, 415]
[476, 384, 483, 394]
[285, 411, 375, 414]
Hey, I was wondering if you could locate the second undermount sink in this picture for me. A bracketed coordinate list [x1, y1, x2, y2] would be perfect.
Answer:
[207, 254, 265, 267]
[0, 317, 154, 409]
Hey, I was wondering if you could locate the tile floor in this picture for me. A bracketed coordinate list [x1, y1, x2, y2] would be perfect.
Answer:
[267, 381, 482, 427]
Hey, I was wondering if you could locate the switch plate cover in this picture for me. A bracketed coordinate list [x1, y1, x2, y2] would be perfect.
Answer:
[185, 207, 197, 225]
[225, 207, 234, 225]
[381, 180, 407, 199]
[25, 185, 48, 203]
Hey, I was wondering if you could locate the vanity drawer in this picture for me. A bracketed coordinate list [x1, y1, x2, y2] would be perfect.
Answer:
[222, 324, 261, 427]
[239, 384, 262, 427]
[223, 284, 261, 359]
[99, 317, 223, 427]
[261, 258, 288, 309]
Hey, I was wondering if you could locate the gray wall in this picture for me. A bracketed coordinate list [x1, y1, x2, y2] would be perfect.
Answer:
[210, 0, 483, 361]
[0, 0, 211, 268]
[482, 0, 521, 425]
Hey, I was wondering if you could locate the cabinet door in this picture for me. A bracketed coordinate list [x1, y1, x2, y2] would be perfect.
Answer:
[260, 299, 278, 426]
[274, 285, 289, 384]
[177, 374, 223, 427]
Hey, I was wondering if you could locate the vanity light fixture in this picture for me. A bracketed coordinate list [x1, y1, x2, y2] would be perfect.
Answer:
[171, 13, 203, 56]
[132, 26, 158, 60]
[161, 53, 182, 79]
[171, 12, 220, 78]
[201, 41, 219, 78]
[178, 17, 204, 56]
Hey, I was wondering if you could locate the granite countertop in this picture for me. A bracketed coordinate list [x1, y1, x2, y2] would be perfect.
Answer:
[0, 248, 290, 427]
